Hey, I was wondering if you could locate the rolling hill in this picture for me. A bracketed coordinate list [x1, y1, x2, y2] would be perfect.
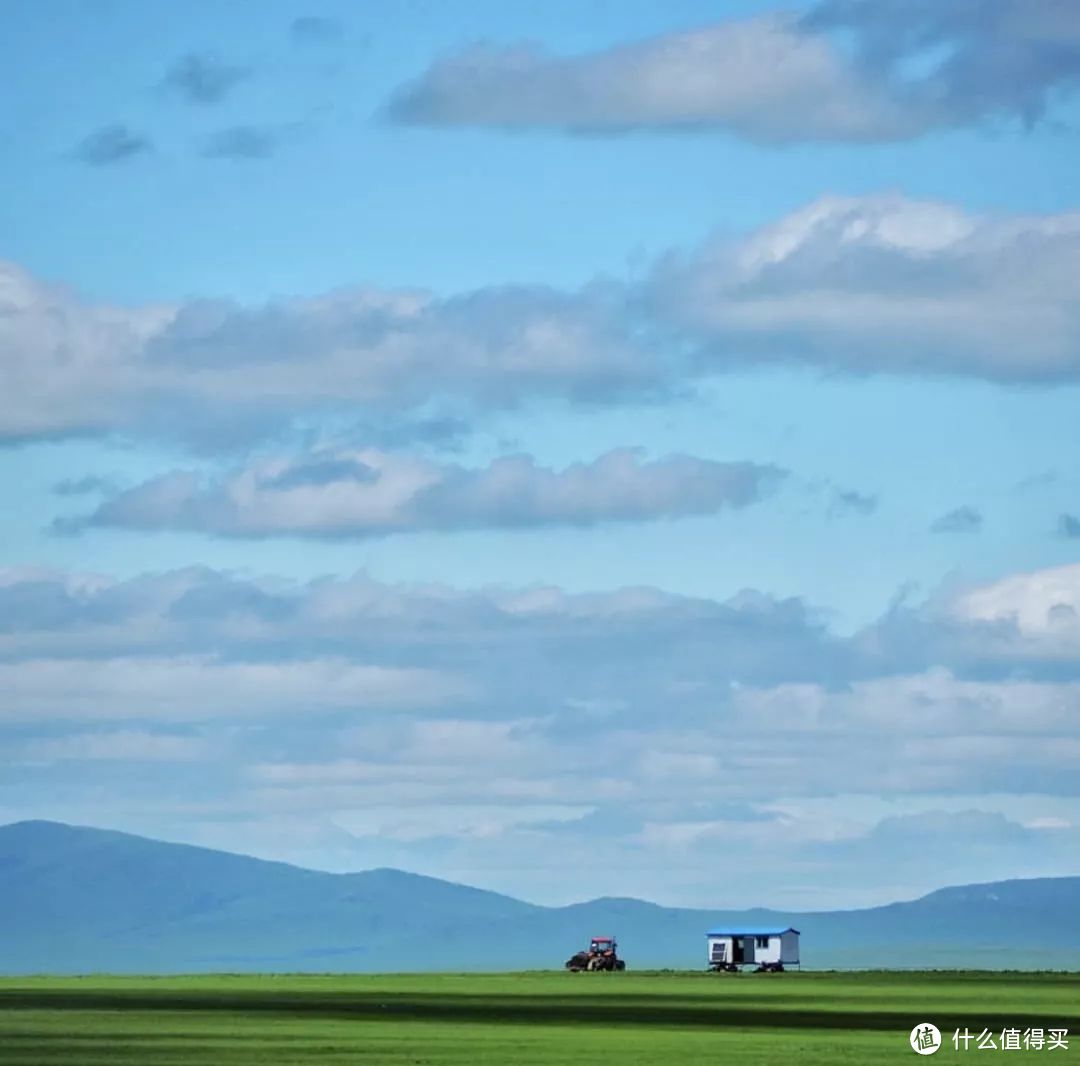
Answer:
[1, 820, 1077, 973]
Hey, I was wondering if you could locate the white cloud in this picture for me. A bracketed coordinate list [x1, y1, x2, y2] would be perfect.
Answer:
[0, 262, 654, 446]
[3, 559, 1080, 908]
[387, 1, 1080, 142]
[0, 262, 170, 440]
[5, 194, 1080, 451]
[649, 194, 1080, 381]
[950, 562, 1080, 637]
[387, 16, 908, 142]
[67, 447, 781, 538]
[0, 656, 467, 721]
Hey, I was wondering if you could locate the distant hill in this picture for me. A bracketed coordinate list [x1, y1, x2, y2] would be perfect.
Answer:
[1, 820, 1077, 973]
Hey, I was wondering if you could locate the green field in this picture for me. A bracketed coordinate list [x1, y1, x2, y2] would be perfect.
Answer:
[1, 971, 1076, 1065]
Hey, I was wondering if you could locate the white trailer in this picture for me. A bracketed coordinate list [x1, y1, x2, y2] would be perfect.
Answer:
[706, 927, 800, 971]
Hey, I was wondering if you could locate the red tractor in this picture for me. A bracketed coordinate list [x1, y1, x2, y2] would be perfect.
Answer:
[565, 935, 627, 971]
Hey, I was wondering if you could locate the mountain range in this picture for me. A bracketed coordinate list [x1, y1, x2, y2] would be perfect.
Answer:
[1, 820, 1077, 973]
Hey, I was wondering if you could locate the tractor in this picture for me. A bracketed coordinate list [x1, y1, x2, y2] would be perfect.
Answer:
[565, 935, 627, 971]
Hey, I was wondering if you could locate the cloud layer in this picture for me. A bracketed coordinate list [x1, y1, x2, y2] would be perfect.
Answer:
[63, 448, 781, 538]
[0, 262, 658, 446]
[2, 560, 1080, 904]
[388, 1, 1080, 142]
[5, 194, 1080, 450]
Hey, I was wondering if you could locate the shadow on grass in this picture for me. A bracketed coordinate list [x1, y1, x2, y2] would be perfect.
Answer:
[2, 988, 1077, 1033]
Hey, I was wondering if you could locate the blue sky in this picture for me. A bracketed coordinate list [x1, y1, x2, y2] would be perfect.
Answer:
[2, 0, 1080, 908]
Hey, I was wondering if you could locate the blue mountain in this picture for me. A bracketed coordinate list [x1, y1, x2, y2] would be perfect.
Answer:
[1, 821, 1077, 973]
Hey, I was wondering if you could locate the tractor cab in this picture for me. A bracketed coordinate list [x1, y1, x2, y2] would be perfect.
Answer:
[589, 936, 616, 956]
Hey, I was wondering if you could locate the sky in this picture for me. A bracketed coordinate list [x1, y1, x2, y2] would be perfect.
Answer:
[2, 0, 1080, 910]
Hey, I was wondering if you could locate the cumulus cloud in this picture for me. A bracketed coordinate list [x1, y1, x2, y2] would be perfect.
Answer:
[3, 560, 1080, 699]
[71, 124, 153, 166]
[948, 562, 1080, 638]
[4, 194, 1080, 448]
[648, 194, 1080, 382]
[0, 262, 171, 441]
[64, 447, 782, 538]
[0, 261, 656, 446]
[387, 15, 906, 142]
[387, 0, 1080, 142]
[931, 505, 983, 533]
[0, 564, 845, 687]
[854, 561, 1080, 678]
[162, 52, 250, 105]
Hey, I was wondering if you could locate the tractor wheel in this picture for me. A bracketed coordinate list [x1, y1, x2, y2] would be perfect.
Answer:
[615, 960, 626, 971]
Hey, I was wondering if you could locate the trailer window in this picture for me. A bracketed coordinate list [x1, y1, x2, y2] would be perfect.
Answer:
[755, 936, 770, 949]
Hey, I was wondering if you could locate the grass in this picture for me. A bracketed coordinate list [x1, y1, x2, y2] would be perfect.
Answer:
[0, 970, 1077, 1064]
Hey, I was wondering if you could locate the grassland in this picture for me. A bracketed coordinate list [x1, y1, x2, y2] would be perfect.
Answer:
[1, 970, 1077, 1065]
